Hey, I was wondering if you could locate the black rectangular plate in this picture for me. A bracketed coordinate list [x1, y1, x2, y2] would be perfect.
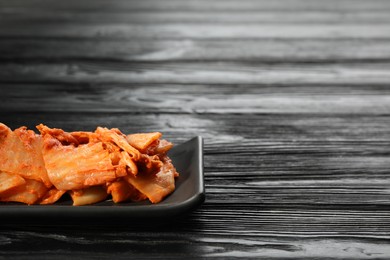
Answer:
[0, 136, 205, 220]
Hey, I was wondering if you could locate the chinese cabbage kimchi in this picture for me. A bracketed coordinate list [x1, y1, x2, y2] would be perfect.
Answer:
[0, 123, 179, 206]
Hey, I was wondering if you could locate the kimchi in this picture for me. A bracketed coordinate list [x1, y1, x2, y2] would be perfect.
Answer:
[0, 123, 179, 206]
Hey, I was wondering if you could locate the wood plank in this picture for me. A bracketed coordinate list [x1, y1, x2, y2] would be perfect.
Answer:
[1, 84, 390, 114]
[1, 24, 390, 39]
[0, 223, 388, 258]
[1, 0, 390, 12]
[2, 39, 390, 62]
[2, 10, 390, 24]
[2, 62, 390, 87]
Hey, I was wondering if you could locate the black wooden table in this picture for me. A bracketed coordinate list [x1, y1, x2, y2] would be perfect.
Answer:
[1, 0, 390, 258]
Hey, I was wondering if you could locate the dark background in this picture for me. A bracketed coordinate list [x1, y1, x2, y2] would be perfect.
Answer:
[1, 0, 390, 258]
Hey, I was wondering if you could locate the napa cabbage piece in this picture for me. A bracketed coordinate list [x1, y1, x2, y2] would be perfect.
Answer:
[69, 186, 108, 206]
[106, 180, 147, 203]
[39, 134, 117, 190]
[0, 123, 51, 187]
[126, 132, 162, 152]
[0, 171, 26, 194]
[125, 157, 178, 204]
[39, 188, 67, 205]
[0, 179, 48, 205]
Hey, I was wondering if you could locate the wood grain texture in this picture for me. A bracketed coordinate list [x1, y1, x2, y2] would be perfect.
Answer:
[0, 0, 390, 259]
